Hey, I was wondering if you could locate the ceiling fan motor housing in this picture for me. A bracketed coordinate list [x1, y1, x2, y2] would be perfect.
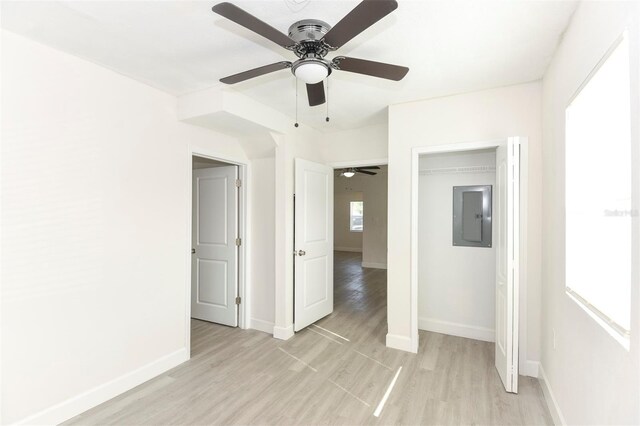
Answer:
[287, 19, 334, 83]
[288, 19, 332, 43]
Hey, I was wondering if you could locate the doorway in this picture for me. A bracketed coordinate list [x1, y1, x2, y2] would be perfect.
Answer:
[412, 138, 522, 393]
[331, 164, 389, 337]
[418, 148, 497, 342]
[333, 164, 388, 268]
[187, 153, 248, 351]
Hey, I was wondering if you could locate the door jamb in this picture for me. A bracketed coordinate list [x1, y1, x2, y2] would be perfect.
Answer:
[186, 145, 249, 358]
[410, 138, 527, 369]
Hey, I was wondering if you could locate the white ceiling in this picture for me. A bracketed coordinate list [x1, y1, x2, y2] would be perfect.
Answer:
[1, 0, 577, 130]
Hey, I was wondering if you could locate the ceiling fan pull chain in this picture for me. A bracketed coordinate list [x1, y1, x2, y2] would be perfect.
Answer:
[326, 78, 330, 123]
[294, 79, 299, 128]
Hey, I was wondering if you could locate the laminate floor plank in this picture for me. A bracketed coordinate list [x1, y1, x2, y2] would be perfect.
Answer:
[65, 251, 551, 425]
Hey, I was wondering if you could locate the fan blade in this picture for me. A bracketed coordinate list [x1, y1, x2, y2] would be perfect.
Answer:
[357, 170, 377, 175]
[220, 61, 292, 84]
[212, 2, 294, 49]
[332, 56, 408, 81]
[357, 166, 381, 170]
[306, 82, 326, 107]
[322, 0, 398, 49]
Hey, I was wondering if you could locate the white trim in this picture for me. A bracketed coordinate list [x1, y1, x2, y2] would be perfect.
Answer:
[15, 348, 188, 426]
[517, 138, 530, 386]
[385, 333, 415, 353]
[273, 324, 294, 340]
[565, 290, 631, 349]
[329, 158, 388, 168]
[509, 137, 521, 393]
[249, 318, 275, 335]
[334, 247, 363, 253]
[238, 162, 250, 330]
[186, 145, 250, 355]
[361, 261, 387, 269]
[538, 364, 566, 426]
[521, 360, 540, 378]
[418, 317, 495, 342]
[420, 165, 496, 175]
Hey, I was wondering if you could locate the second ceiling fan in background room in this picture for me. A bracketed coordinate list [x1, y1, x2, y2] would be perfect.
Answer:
[338, 166, 380, 178]
[212, 0, 409, 110]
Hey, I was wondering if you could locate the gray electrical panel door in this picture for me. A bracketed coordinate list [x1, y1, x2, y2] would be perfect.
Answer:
[453, 185, 492, 247]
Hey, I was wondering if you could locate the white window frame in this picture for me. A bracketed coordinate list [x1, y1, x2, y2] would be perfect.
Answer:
[349, 201, 363, 232]
[564, 31, 633, 348]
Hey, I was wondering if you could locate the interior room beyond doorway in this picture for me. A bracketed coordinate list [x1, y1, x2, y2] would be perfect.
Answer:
[334, 165, 388, 270]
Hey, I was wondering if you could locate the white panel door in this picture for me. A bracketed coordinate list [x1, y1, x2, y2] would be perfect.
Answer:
[294, 158, 334, 332]
[495, 139, 520, 393]
[191, 166, 238, 326]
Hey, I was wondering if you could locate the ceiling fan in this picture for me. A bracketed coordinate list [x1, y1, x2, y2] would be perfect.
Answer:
[212, 0, 409, 107]
[338, 166, 380, 177]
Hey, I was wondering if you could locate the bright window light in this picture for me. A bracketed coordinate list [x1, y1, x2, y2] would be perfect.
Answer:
[350, 201, 364, 232]
[565, 32, 632, 339]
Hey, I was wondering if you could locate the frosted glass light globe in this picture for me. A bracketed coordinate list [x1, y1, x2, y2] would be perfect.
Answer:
[294, 62, 329, 84]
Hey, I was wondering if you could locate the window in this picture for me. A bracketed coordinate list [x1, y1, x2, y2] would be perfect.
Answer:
[350, 201, 363, 232]
[565, 32, 632, 342]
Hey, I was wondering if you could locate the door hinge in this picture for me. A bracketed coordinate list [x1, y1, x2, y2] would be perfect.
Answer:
[235, 237, 242, 246]
[235, 179, 242, 188]
[235, 296, 241, 305]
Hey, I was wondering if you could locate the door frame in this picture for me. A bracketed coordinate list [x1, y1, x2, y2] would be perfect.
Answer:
[185, 145, 249, 358]
[410, 137, 529, 371]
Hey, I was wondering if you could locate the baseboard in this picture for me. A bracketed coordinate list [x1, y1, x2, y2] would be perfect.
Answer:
[418, 317, 495, 342]
[361, 261, 387, 269]
[521, 360, 540, 378]
[538, 364, 566, 425]
[386, 333, 416, 353]
[273, 324, 294, 340]
[334, 247, 362, 253]
[15, 347, 189, 426]
[250, 318, 274, 335]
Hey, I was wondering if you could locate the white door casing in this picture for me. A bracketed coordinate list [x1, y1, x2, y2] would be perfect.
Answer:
[191, 166, 238, 326]
[495, 138, 520, 393]
[294, 158, 334, 332]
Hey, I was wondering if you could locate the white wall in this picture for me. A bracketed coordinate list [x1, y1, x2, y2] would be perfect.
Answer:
[540, 2, 640, 424]
[361, 166, 388, 269]
[249, 156, 276, 333]
[334, 187, 363, 252]
[418, 150, 496, 342]
[0, 30, 249, 424]
[322, 123, 388, 165]
[388, 82, 542, 369]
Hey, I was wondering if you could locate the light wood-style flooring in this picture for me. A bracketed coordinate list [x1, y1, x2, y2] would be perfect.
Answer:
[66, 251, 552, 425]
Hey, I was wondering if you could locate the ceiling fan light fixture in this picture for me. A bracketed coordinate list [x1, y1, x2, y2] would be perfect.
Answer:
[342, 171, 355, 178]
[292, 59, 331, 84]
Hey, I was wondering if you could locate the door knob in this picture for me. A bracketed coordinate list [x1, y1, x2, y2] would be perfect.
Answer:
[191, 248, 196, 254]
[297, 250, 306, 256]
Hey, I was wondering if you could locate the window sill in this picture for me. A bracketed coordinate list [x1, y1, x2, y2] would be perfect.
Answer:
[566, 290, 630, 351]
